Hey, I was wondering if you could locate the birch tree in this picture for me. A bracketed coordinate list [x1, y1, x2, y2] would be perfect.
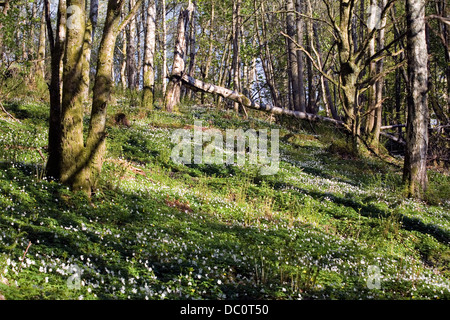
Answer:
[142, 0, 156, 110]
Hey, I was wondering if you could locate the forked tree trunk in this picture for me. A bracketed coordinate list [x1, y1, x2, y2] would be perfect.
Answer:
[403, 0, 429, 198]
[49, 0, 143, 194]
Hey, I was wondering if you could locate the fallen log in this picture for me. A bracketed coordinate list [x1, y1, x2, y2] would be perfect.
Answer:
[178, 73, 344, 127]
[174, 72, 415, 150]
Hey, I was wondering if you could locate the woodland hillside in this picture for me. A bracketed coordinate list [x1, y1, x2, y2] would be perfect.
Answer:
[0, 0, 449, 302]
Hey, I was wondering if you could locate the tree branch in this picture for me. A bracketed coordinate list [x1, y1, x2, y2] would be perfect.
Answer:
[117, 0, 144, 34]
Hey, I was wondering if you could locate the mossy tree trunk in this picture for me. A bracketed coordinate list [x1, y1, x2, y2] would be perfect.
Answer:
[60, 0, 87, 191]
[337, 0, 361, 153]
[80, 0, 143, 195]
[403, 0, 429, 198]
[47, 0, 143, 195]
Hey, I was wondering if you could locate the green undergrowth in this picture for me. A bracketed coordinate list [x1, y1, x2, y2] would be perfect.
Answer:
[0, 100, 449, 300]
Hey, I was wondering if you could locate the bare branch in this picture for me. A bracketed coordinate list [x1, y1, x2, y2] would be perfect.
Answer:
[117, 0, 144, 34]
[280, 31, 338, 87]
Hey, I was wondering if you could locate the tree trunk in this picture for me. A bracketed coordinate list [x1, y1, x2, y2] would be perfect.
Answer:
[313, 21, 338, 120]
[60, 0, 87, 189]
[201, 2, 214, 104]
[186, 0, 197, 101]
[286, 0, 301, 112]
[81, 0, 99, 104]
[164, 6, 192, 112]
[81, 0, 143, 194]
[368, 0, 387, 148]
[120, 25, 127, 89]
[45, 0, 66, 181]
[0, 0, 10, 63]
[216, 40, 231, 107]
[142, 0, 156, 110]
[126, 0, 138, 90]
[403, 0, 429, 198]
[161, 0, 167, 97]
[305, 1, 317, 114]
[232, 0, 241, 113]
[337, 0, 360, 152]
[366, 31, 376, 134]
[37, 5, 46, 80]
[255, 1, 280, 108]
[296, 0, 306, 113]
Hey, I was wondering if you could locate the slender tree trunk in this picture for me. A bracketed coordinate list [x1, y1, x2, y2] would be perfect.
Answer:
[305, 0, 316, 114]
[395, 68, 403, 138]
[186, 0, 197, 100]
[27, 0, 37, 83]
[81, 0, 99, 104]
[201, 2, 215, 104]
[142, 0, 156, 110]
[403, 0, 429, 198]
[296, 0, 306, 113]
[45, 0, 66, 181]
[81, 0, 143, 194]
[286, 0, 301, 112]
[216, 40, 231, 107]
[313, 21, 338, 120]
[255, 1, 280, 107]
[247, 37, 257, 96]
[232, 0, 241, 113]
[161, 0, 167, 97]
[0, 0, 10, 63]
[442, 0, 450, 116]
[366, 31, 376, 134]
[37, 5, 46, 80]
[368, 0, 387, 147]
[137, 9, 143, 89]
[120, 25, 127, 89]
[127, 0, 138, 90]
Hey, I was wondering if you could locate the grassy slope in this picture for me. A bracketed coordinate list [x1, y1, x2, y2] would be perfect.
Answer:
[0, 100, 449, 300]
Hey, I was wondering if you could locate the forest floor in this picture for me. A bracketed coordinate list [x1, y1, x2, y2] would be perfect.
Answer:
[0, 97, 449, 300]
